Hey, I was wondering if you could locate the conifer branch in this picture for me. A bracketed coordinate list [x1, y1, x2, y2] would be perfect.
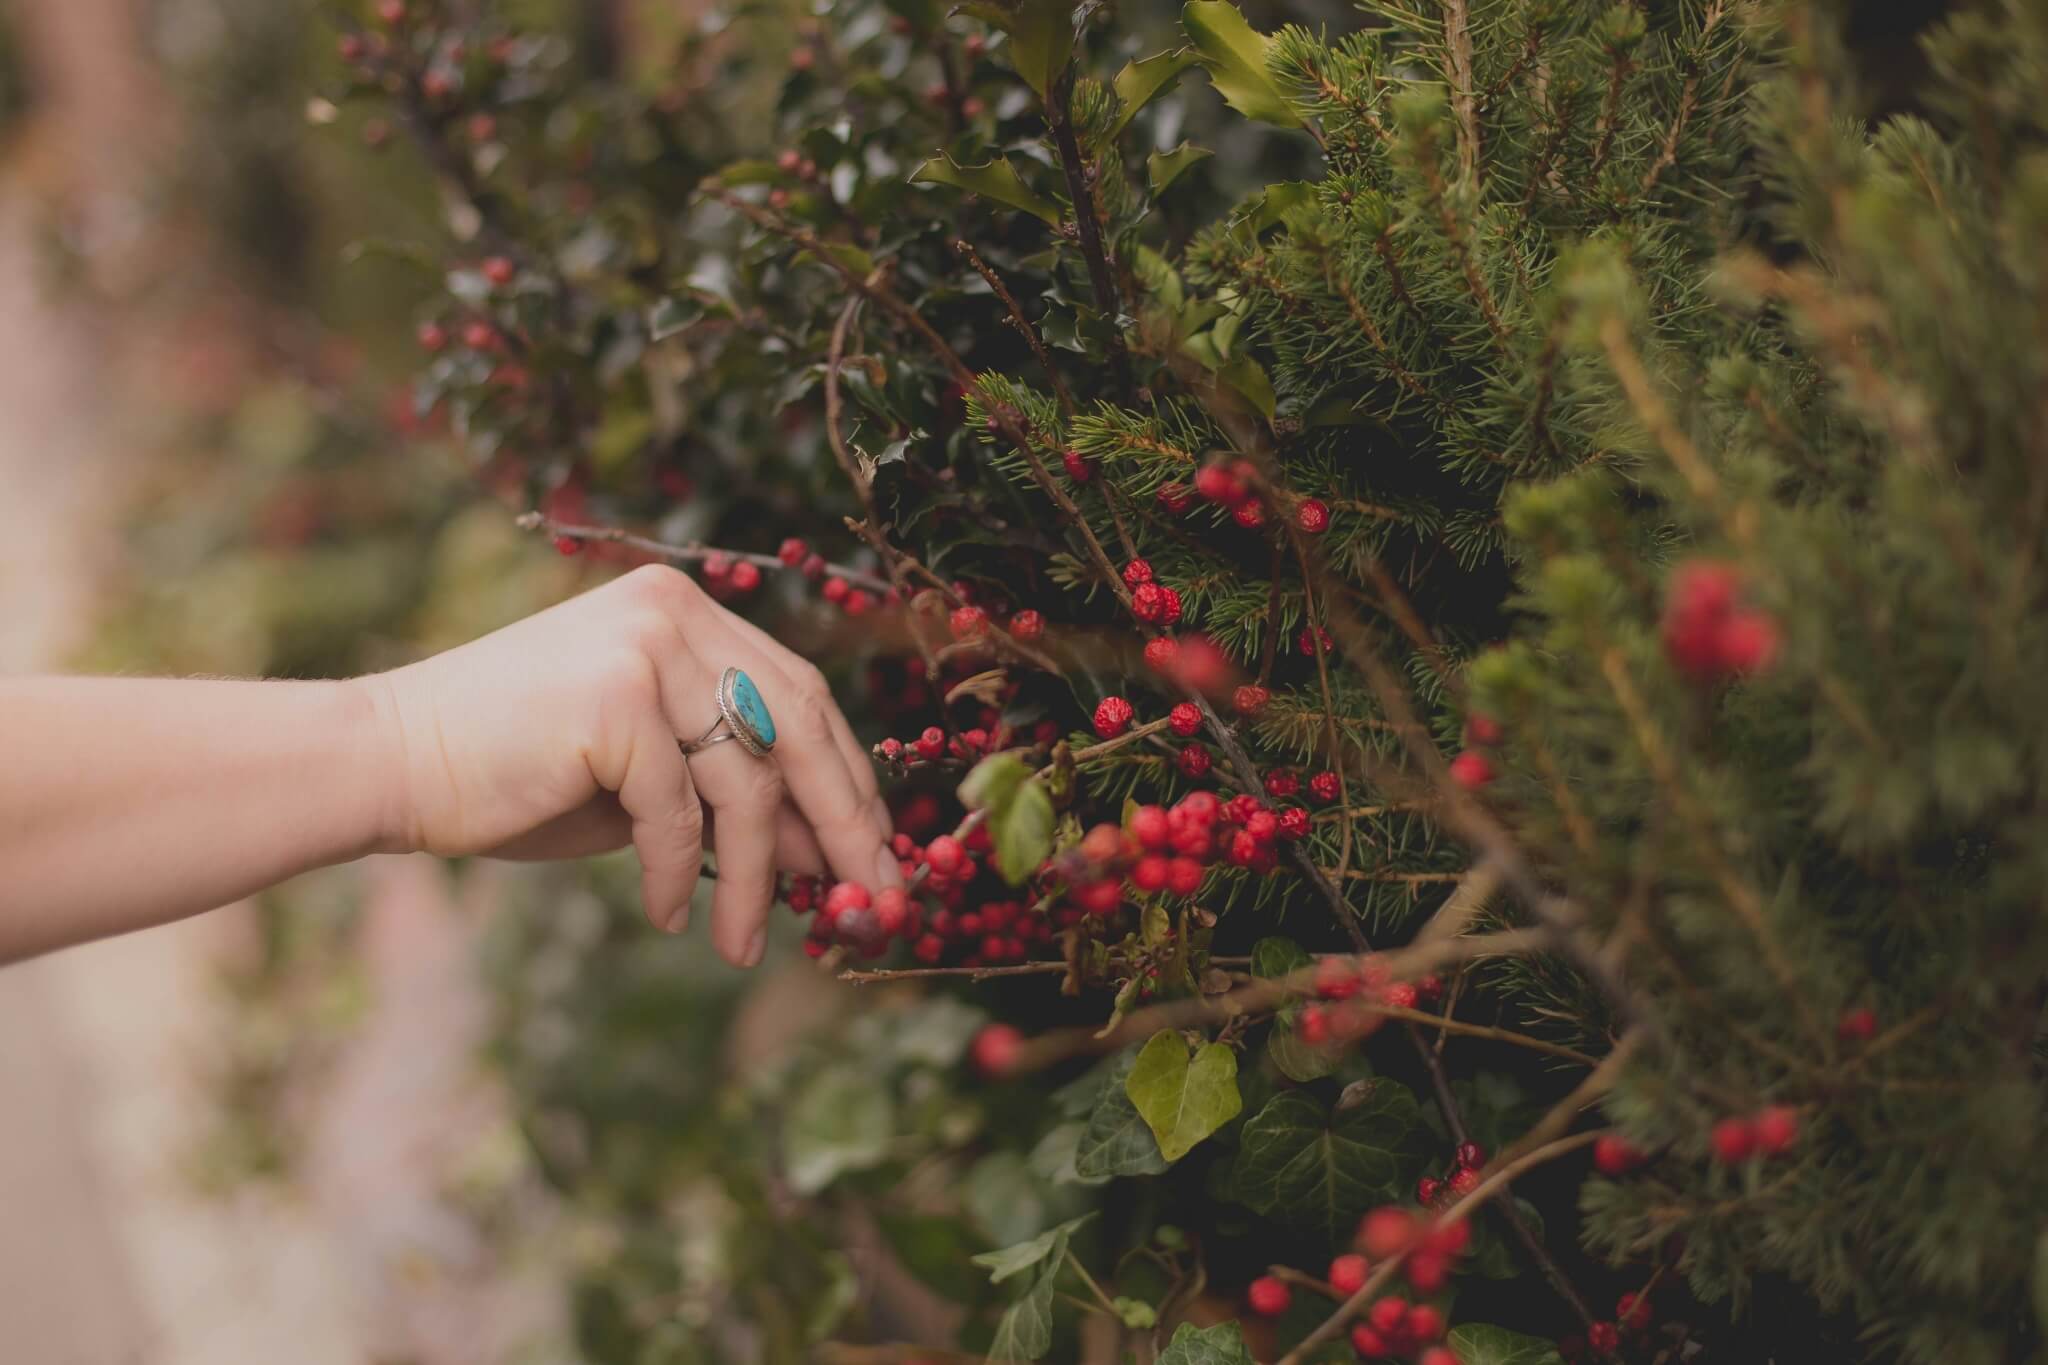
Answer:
[953, 238, 1075, 416]
[1046, 66, 1133, 397]
[1439, 0, 1481, 184]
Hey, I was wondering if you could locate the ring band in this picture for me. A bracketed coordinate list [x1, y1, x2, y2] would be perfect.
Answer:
[680, 666, 777, 759]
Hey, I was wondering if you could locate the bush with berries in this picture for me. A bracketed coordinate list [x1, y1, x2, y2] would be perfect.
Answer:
[320, 0, 2048, 1362]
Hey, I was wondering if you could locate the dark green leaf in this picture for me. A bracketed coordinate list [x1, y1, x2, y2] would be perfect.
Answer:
[1075, 1050, 1170, 1178]
[984, 1214, 1087, 1362]
[1232, 1083, 1427, 1244]
[911, 153, 1064, 225]
[1251, 936, 1310, 978]
[877, 1212, 992, 1302]
[783, 1067, 895, 1194]
[972, 1212, 1096, 1283]
[1218, 353, 1276, 420]
[1126, 1030, 1244, 1162]
[954, 0, 1076, 99]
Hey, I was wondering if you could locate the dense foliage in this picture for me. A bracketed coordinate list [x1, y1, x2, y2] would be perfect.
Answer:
[261, 0, 2048, 1362]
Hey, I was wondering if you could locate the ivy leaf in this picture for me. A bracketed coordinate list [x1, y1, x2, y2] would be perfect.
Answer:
[1444, 1324, 1567, 1365]
[1075, 1049, 1171, 1178]
[972, 1212, 1096, 1283]
[961, 752, 1032, 810]
[984, 1214, 1087, 1362]
[1232, 1084, 1427, 1245]
[1126, 1030, 1244, 1162]
[782, 1067, 895, 1194]
[1148, 142, 1213, 194]
[1251, 936, 1310, 978]
[1158, 1320, 1255, 1365]
[1181, 1, 1304, 129]
[953, 0, 1076, 100]
[1112, 48, 1199, 135]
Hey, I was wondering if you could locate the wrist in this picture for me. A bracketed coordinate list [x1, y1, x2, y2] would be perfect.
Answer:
[340, 672, 420, 856]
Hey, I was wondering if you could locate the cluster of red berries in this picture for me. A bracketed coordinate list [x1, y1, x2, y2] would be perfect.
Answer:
[1415, 1142, 1488, 1207]
[1296, 956, 1443, 1047]
[1178, 460, 1334, 536]
[1247, 1251, 1458, 1363]
[1123, 558, 1186, 627]
[1054, 787, 1303, 915]
[1661, 561, 1780, 679]
[876, 722, 1020, 770]
[1356, 1205, 1470, 1299]
[1592, 1133, 1647, 1176]
[1710, 1105, 1799, 1164]
[1558, 1292, 1654, 1361]
[1447, 712, 1505, 791]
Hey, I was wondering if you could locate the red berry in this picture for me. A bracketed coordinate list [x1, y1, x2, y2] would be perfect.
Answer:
[913, 933, 944, 963]
[1754, 1105, 1798, 1156]
[1168, 702, 1203, 737]
[1617, 1291, 1652, 1333]
[776, 148, 803, 174]
[1309, 770, 1342, 803]
[873, 887, 909, 937]
[1404, 1250, 1449, 1294]
[1157, 482, 1193, 514]
[971, 1023, 1024, 1077]
[1837, 1006, 1877, 1042]
[1416, 1176, 1442, 1204]
[728, 561, 762, 593]
[1593, 1134, 1644, 1176]
[1448, 750, 1495, 790]
[789, 46, 816, 71]
[1351, 1325, 1390, 1358]
[482, 255, 516, 287]
[338, 34, 367, 62]
[1130, 806, 1170, 851]
[1446, 1166, 1480, 1197]
[1009, 609, 1044, 642]
[1405, 1304, 1446, 1342]
[963, 33, 987, 56]
[822, 576, 850, 604]
[1233, 499, 1267, 529]
[553, 535, 581, 557]
[1278, 807, 1311, 840]
[1093, 695, 1134, 739]
[950, 605, 989, 639]
[1315, 958, 1360, 1001]
[461, 320, 496, 351]
[375, 0, 405, 24]
[1246, 1275, 1290, 1317]
[1294, 498, 1330, 534]
[1424, 1218, 1470, 1257]
[1132, 581, 1168, 622]
[1456, 1142, 1486, 1170]
[1717, 610, 1781, 674]
[1176, 790, 1220, 824]
[1368, 1296, 1407, 1335]
[420, 70, 454, 101]
[1193, 464, 1237, 503]
[878, 738, 904, 762]
[416, 320, 448, 352]
[1130, 855, 1170, 892]
[1061, 448, 1093, 482]
[842, 588, 874, 615]
[1327, 1253, 1368, 1297]
[1298, 1005, 1330, 1044]
[1711, 1116, 1757, 1165]
[1264, 769, 1299, 798]
[1073, 879, 1122, 916]
[1587, 1321, 1620, 1354]
[1177, 746, 1211, 778]
[1420, 1350, 1460, 1365]
[1232, 684, 1269, 716]
[1123, 558, 1154, 588]
[800, 553, 826, 580]
[926, 835, 964, 876]
[777, 537, 808, 566]
[1357, 1207, 1415, 1259]
[1298, 625, 1333, 656]
[1245, 810, 1279, 844]
[1467, 712, 1504, 745]
[1144, 637, 1180, 672]
[915, 726, 945, 761]
[1165, 856, 1204, 896]
[1157, 586, 1183, 626]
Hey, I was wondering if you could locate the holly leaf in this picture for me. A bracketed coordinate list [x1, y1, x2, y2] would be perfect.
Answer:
[1218, 353, 1276, 420]
[1231, 180, 1315, 237]
[972, 1212, 1096, 1283]
[1232, 1084, 1427, 1245]
[1074, 1049, 1171, 1178]
[1112, 48, 1199, 135]
[1444, 1324, 1566, 1365]
[1181, 1, 1304, 129]
[782, 1067, 895, 1194]
[1158, 1320, 1255, 1365]
[1126, 1030, 1243, 1162]
[910, 153, 1062, 225]
[953, 0, 1076, 99]
[1148, 142, 1213, 194]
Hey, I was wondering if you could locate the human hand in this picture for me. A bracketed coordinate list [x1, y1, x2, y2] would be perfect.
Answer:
[355, 564, 898, 964]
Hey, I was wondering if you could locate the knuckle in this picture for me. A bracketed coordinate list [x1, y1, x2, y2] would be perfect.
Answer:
[742, 764, 785, 812]
[788, 688, 834, 741]
[598, 649, 659, 707]
[620, 563, 697, 611]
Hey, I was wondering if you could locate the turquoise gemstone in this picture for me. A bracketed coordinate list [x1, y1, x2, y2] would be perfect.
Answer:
[729, 669, 776, 748]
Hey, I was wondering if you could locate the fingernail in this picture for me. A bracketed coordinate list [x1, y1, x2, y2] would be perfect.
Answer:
[665, 904, 690, 935]
[875, 845, 905, 888]
[741, 926, 766, 967]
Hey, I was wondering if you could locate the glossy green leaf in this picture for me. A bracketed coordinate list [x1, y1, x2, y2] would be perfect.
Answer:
[1112, 49, 1199, 135]
[1126, 1030, 1243, 1162]
[1232, 1083, 1426, 1244]
[1158, 1320, 1256, 1365]
[911, 152, 1064, 225]
[1250, 936, 1310, 978]
[1148, 142, 1213, 194]
[961, 752, 1032, 811]
[984, 1214, 1085, 1362]
[993, 781, 1054, 884]
[1181, 1, 1303, 129]
[954, 0, 1076, 99]
[1444, 1323, 1567, 1365]
[1219, 353, 1276, 420]
[1074, 1050, 1171, 1178]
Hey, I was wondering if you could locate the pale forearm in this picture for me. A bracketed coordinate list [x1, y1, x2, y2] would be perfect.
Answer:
[0, 676, 398, 960]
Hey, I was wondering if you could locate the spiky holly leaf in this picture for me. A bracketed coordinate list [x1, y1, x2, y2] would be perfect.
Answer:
[1112, 48, 1199, 135]
[1181, 1, 1303, 129]
[910, 153, 1064, 225]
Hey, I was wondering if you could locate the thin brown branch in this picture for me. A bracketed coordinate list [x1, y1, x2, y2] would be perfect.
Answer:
[1046, 67, 1132, 396]
[954, 238, 1075, 416]
[1441, 0, 1481, 184]
[519, 514, 891, 594]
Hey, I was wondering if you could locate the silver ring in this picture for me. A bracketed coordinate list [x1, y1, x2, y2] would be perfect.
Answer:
[679, 666, 777, 759]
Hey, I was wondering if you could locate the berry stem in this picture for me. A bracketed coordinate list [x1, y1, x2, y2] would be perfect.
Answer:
[518, 514, 893, 593]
